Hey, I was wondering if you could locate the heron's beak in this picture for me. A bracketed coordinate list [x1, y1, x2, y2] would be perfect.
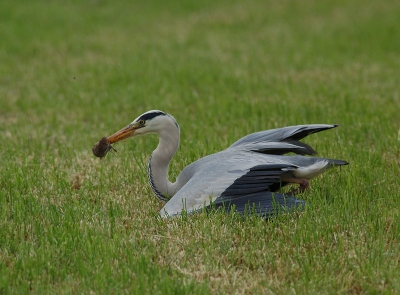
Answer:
[107, 122, 141, 144]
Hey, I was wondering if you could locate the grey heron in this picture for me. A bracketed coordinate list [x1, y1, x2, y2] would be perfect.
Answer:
[93, 110, 348, 218]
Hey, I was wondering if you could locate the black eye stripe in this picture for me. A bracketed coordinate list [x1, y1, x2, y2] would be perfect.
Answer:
[138, 111, 166, 121]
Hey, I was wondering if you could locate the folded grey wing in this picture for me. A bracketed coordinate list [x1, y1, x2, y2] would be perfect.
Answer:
[159, 158, 303, 218]
[229, 124, 338, 155]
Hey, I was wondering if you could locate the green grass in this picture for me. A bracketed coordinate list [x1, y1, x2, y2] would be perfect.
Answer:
[1, 0, 399, 293]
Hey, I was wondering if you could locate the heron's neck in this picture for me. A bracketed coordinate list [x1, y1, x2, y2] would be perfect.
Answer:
[148, 125, 181, 202]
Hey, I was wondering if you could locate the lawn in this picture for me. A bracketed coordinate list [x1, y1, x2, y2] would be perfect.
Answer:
[1, 0, 399, 294]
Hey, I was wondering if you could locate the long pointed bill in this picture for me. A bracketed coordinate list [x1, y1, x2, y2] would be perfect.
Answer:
[107, 122, 140, 144]
[92, 122, 141, 158]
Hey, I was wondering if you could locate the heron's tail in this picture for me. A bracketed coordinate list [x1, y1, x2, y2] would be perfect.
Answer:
[325, 158, 349, 167]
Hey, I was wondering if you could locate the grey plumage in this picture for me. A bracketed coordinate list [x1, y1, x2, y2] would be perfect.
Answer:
[229, 124, 338, 155]
[102, 110, 348, 219]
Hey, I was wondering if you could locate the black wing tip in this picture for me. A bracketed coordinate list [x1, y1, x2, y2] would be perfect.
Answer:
[310, 124, 339, 132]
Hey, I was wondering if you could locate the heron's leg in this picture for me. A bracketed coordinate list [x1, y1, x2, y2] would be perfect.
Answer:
[281, 178, 309, 195]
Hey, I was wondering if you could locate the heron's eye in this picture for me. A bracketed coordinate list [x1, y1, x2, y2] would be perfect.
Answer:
[139, 120, 145, 126]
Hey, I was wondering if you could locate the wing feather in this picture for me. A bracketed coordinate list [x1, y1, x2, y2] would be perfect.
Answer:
[159, 154, 301, 217]
[229, 124, 338, 155]
[213, 191, 305, 218]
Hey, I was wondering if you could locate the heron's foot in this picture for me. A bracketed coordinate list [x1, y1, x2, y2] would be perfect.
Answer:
[282, 178, 310, 195]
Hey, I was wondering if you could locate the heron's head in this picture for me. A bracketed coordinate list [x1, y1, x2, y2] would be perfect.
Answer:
[106, 110, 178, 144]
